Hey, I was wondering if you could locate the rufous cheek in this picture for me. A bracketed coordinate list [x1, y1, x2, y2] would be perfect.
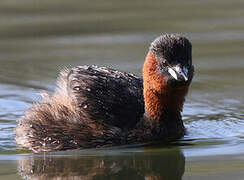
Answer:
[143, 52, 167, 93]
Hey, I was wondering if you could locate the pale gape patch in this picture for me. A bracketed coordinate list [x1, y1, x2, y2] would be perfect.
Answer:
[168, 67, 178, 80]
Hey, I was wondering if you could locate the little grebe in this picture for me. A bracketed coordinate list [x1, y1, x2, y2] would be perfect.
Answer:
[16, 34, 194, 153]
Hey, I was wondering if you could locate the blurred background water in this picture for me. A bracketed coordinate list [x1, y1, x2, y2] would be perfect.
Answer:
[0, 0, 244, 179]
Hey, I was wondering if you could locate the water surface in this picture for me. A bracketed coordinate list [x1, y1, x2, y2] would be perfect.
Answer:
[0, 0, 244, 179]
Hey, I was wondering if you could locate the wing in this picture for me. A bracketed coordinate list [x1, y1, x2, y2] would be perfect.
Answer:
[65, 65, 144, 130]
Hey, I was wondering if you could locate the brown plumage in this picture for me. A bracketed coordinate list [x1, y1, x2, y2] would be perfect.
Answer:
[15, 34, 194, 153]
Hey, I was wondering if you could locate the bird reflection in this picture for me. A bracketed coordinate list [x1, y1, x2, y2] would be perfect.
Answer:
[18, 148, 185, 180]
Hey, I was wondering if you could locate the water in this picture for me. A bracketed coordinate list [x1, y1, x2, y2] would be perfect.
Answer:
[0, 0, 244, 179]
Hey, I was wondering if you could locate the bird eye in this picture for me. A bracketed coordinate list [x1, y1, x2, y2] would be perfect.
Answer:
[162, 60, 168, 67]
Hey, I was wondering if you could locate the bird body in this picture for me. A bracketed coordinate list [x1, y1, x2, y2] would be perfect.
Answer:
[16, 34, 194, 153]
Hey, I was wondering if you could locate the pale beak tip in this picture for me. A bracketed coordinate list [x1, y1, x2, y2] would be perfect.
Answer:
[183, 75, 188, 81]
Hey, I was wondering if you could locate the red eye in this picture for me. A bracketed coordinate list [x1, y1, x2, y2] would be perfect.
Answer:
[162, 60, 168, 67]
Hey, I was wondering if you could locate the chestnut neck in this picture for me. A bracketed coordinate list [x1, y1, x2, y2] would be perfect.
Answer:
[142, 52, 189, 124]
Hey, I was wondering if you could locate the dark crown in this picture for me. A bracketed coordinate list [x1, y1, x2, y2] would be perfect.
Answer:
[149, 34, 192, 65]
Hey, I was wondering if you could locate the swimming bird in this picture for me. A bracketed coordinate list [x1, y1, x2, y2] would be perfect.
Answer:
[15, 34, 194, 153]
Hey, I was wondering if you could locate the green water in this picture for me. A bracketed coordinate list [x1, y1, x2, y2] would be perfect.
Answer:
[0, 0, 244, 179]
